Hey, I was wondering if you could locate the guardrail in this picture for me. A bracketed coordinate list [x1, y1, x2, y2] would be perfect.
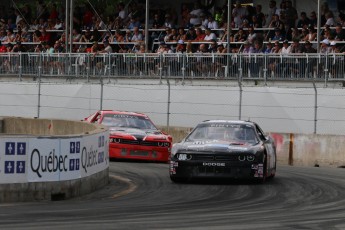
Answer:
[1, 53, 344, 82]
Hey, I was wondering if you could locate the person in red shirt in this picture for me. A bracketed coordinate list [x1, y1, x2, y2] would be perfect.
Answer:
[0, 41, 6, 52]
[193, 27, 206, 42]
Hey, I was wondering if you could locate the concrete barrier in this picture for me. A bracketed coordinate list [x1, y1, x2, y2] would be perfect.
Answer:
[162, 127, 345, 168]
[0, 116, 109, 202]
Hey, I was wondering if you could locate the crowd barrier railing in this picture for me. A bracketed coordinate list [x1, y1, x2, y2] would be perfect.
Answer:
[0, 52, 344, 81]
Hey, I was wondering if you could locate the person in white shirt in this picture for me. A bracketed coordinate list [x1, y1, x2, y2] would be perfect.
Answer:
[189, 3, 203, 26]
[200, 13, 208, 29]
[207, 16, 219, 29]
[232, 1, 248, 28]
[204, 28, 217, 41]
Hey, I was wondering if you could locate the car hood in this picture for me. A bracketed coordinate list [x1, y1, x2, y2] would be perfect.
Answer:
[174, 140, 261, 153]
[109, 127, 166, 139]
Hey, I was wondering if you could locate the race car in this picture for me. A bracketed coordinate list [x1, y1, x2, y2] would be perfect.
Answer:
[169, 120, 276, 182]
[85, 110, 172, 162]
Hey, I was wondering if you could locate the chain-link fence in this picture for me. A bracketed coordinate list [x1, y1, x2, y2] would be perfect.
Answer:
[1, 53, 345, 81]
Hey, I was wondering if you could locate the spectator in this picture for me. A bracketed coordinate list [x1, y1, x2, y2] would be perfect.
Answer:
[175, 40, 186, 53]
[297, 12, 310, 29]
[204, 28, 217, 41]
[200, 13, 208, 29]
[280, 40, 291, 54]
[272, 40, 281, 53]
[152, 14, 163, 29]
[284, 0, 298, 30]
[290, 38, 304, 53]
[255, 4, 265, 28]
[117, 2, 127, 20]
[334, 24, 345, 41]
[266, 0, 277, 27]
[131, 26, 143, 42]
[90, 28, 101, 42]
[181, 4, 190, 28]
[324, 11, 335, 27]
[54, 18, 63, 30]
[207, 16, 219, 29]
[163, 14, 174, 29]
[188, 2, 203, 27]
[5, 28, 15, 43]
[0, 40, 6, 52]
[309, 11, 317, 28]
[263, 42, 273, 53]
[303, 40, 316, 53]
[72, 28, 82, 42]
[303, 26, 317, 42]
[320, 39, 331, 53]
[290, 28, 301, 41]
[0, 28, 7, 42]
[185, 27, 196, 41]
[233, 28, 247, 42]
[247, 26, 257, 44]
[194, 27, 205, 41]
[80, 27, 92, 42]
[241, 41, 254, 53]
[176, 27, 186, 41]
[232, 1, 248, 28]
[271, 28, 285, 42]
[99, 40, 113, 53]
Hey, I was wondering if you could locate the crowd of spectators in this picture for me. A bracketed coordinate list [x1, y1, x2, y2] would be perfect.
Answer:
[0, 0, 344, 55]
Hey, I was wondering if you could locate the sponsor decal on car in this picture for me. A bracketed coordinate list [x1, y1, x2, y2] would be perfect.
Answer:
[202, 162, 226, 167]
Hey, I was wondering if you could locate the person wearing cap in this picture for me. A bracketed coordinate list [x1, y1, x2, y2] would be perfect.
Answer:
[330, 41, 339, 53]
[263, 42, 273, 53]
[320, 39, 331, 53]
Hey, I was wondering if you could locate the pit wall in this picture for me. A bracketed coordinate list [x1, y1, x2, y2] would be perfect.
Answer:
[0, 117, 109, 202]
[163, 127, 345, 168]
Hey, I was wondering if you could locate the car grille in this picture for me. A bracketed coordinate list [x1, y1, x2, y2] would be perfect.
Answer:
[113, 139, 169, 147]
[192, 154, 239, 161]
[197, 166, 232, 174]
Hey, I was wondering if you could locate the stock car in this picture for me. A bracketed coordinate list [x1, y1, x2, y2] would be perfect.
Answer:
[85, 110, 172, 162]
[169, 120, 276, 183]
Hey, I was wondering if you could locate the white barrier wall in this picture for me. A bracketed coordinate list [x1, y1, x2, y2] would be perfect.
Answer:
[0, 132, 109, 184]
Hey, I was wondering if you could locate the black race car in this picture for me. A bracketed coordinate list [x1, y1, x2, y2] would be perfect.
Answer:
[169, 120, 276, 183]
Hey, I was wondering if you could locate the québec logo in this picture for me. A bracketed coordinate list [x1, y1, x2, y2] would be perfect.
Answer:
[3, 142, 27, 174]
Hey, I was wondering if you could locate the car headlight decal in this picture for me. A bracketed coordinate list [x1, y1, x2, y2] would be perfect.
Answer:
[177, 153, 192, 161]
[238, 155, 246, 161]
[246, 155, 255, 161]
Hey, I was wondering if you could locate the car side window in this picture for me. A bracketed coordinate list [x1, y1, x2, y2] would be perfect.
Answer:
[93, 113, 101, 123]
[255, 124, 267, 141]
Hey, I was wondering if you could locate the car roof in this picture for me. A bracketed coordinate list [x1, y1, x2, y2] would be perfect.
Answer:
[201, 120, 256, 126]
[100, 110, 148, 118]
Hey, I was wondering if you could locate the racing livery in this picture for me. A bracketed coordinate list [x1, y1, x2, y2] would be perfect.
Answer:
[170, 120, 276, 182]
[85, 110, 172, 162]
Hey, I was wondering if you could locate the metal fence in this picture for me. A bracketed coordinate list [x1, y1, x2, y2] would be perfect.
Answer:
[1, 52, 344, 81]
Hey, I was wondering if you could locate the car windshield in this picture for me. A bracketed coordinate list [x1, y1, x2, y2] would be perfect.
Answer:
[101, 114, 157, 130]
[187, 123, 259, 144]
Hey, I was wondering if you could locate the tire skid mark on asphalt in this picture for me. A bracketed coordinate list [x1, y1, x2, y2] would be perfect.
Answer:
[110, 174, 138, 199]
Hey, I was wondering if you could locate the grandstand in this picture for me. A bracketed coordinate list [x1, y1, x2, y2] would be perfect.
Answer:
[0, 0, 344, 79]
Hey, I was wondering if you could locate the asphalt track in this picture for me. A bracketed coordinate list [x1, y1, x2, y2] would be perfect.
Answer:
[1, 162, 345, 230]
